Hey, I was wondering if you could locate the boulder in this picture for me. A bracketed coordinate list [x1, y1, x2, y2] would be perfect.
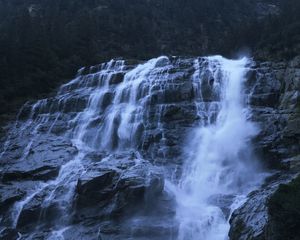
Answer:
[229, 173, 296, 240]
[75, 155, 164, 219]
[76, 168, 118, 205]
[109, 72, 125, 85]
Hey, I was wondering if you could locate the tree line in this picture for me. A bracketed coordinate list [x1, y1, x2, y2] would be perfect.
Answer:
[0, 0, 299, 116]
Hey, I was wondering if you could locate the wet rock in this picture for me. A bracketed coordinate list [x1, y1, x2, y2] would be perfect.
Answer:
[75, 155, 164, 220]
[279, 68, 300, 110]
[17, 186, 61, 228]
[84, 151, 107, 162]
[62, 224, 103, 240]
[17, 102, 34, 120]
[0, 228, 19, 240]
[250, 93, 280, 108]
[122, 217, 177, 239]
[1, 56, 300, 239]
[2, 165, 60, 182]
[48, 118, 72, 135]
[0, 184, 26, 212]
[62, 96, 89, 113]
[249, 69, 281, 108]
[99, 221, 121, 235]
[283, 115, 300, 136]
[0, 181, 42, 227]
[230, 56, 300, 240]
[76, 169, 118, 205]
[101, 91, 114, 109]
[162, 104, 196, 122]
[281, 155, 300, 171]
[229, 173, 296, 240]
[109, 72, 125, 85]
[162, 77, 194, 103]
[1, 136, 77, 182]
[116, 164, 163, 200]
[17, 193, 46, 228]
[196, 66, 220, 102]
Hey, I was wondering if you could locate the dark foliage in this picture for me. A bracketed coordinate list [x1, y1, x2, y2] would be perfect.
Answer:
[0, 0, 299, 117]
[268, 175, 300, 240]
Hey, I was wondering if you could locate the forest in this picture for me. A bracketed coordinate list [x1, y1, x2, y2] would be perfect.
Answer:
[0, 0, 299, 117]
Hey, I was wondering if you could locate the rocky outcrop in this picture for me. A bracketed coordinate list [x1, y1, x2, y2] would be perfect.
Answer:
[229, 173, 296, 240]
[0, 55, 299, 239]
[75, 154, 164, 211]
[229, 56, 300, 240]
[0, 57, 195, 239]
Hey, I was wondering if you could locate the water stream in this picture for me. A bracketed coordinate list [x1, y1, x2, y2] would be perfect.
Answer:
[0, 56, 266, 240]
[170, 56, 265, 240]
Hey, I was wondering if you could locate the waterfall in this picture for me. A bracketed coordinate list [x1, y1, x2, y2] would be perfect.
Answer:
[0, 56, 175, 238]
[173, 56, 264, 240]
[0, 56, 266, 239]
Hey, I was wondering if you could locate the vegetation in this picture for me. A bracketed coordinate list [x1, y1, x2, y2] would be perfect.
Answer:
[0, 0, 299, 117]
[268, 175, 300, 240]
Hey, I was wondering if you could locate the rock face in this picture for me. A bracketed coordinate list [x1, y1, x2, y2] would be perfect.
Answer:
[229, 56, 300, 240]
[0, 57, 195, 239]
[0, 55, 299, 239]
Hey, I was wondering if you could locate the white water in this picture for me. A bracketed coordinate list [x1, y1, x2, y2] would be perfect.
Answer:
[7, 56, 171, 236]
[173, 56, 264, 240]
[1, 55, 267, 239]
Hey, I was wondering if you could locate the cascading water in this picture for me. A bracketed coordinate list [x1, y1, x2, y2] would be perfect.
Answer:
[0, 55, 266, 240]
[173, 56, 265, 240]
[0, 56, 176, 239]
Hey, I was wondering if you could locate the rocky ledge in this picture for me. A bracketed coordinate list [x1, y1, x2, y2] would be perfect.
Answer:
[229, 56, 300, 240]
[0, 55, 299, 239]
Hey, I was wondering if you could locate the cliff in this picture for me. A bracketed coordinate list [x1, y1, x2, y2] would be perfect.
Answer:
[1, 0, 300, 119]
[0, 56, 299, 239]
[229, 56, 300, 240]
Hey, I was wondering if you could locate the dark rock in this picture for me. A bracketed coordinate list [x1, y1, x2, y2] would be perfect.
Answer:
[75, 155, 164, 223]
[200, 69, 215, 102]
[283, 116, 300, 136]
[0, 228, 19, 240]
[249, 69, 281, 108]
[2, 165, 60, 182]
[17, 194, 45, 228]
[229, 173, 296, 240]
[250, 93, 280, 107]
[0, 185, 26, 213]
[109, 72, 125, 85]
[162, 105, 196, 122]
[230, 56, 300, 240]
[101, 91, 114, 110]
[281, 155, 300, 171]
[84, 151, 107, 162]
[62, 224, 103, 240]
[16, 186, 62, 228]
[76, 169, 118, 205]
[266, 175, 300, 240]
[1, 56, 300, 240]
[17, 103, 34, 120]
[99, 221, 121, 235]
[1, 136, 77, 182]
